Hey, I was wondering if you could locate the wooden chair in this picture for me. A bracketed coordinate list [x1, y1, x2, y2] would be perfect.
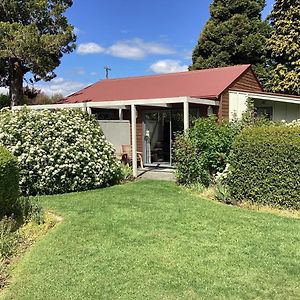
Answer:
[121, 145, 144, 168]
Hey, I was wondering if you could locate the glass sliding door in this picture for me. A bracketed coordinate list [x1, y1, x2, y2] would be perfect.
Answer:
[143, 108, 199, 166]
[144, 111, 172, 166]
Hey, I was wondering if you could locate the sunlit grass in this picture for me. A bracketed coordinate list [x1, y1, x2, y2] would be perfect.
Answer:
[1, 180, 300, 299]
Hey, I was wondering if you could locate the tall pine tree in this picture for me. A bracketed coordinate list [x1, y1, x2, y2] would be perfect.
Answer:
[267, 0, 300, 95]
[190, 0, 271, 86]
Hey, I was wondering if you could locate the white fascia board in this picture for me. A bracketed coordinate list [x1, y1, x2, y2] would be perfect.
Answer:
[94, 105, 130, 110]
[12, 96, 205, 111]
[229, 91, 300, 105]
[12, 103, 86, 110]
[87, 97, 189, 108]
[144, 103, 172, 108]
[188, 97, 220, 106]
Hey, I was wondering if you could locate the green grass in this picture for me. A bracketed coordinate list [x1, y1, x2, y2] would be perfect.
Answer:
[1, 180, 300, 299]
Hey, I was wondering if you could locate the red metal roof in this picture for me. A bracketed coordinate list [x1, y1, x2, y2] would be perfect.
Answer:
[64, 64, 253, 103]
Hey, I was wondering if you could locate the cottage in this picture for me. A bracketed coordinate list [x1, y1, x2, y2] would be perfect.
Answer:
[16, 64, 300, 176]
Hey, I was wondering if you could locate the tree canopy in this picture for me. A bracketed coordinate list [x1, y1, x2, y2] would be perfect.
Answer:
[0, 0, 76, 106]
[190, 0, 271, 87]
[267, 0, 300, 95]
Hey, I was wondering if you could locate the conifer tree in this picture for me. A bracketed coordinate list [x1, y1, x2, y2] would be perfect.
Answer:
[267, 0, 300, 95]
[190, 0, 270, 86]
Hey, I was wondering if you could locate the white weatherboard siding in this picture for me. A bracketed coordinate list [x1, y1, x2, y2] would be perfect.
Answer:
[229, 91, 300, 122]
[228, 92, 248, 121]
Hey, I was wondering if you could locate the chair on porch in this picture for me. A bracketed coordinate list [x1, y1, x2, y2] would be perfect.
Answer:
[121, 145, 144, 169]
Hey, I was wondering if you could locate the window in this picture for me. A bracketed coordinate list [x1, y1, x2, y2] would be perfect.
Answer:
[256, 107, 273, 120]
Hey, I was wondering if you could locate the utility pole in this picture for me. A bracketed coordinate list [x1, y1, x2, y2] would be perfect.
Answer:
[104, 66, 111, 79]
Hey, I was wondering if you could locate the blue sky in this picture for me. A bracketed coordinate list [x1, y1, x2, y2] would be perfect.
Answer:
[37, 0, 275, 96]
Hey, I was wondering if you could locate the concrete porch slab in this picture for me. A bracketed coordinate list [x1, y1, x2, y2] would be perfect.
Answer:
[137, 167, 176, 182]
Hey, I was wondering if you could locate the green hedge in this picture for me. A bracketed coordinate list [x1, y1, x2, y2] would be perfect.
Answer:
[228, 125, 300, 209]
[0, 146, 19, 216]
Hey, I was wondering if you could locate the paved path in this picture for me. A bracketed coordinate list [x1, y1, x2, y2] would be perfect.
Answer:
[137, 167, 176, 181]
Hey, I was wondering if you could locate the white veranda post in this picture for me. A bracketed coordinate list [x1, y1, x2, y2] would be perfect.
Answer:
[131, 104, 138, 177]
[184, 99, 189, 132]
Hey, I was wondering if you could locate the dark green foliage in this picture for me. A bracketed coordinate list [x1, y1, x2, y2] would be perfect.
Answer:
[190, 0, 271, 86]
[173, 134, 210, 186]
[228, 125, 300, 209]
[0, 94, 10, 109]
[0, 0, 76, 105]
[189, 116, 239, 174]
[0, 146, 19, 217]
[14, 197, 44, 225]
[267, 0, 300, 95]
[173, 116, 238, 185]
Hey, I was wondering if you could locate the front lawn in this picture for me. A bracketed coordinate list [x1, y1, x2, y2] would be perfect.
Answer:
[1, 181, 299, 299]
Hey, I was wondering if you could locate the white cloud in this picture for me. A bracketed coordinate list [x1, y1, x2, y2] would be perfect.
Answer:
[90, 71, 98, 76]
[106, 38, 175, 59]
[107, 42, 145, 59]
[52, 77, 64, 83]
[150, 60, 188, 74]
[77, 42, 105, 54]
[77, 38, 175, 59]
[36, 78, 86, 96]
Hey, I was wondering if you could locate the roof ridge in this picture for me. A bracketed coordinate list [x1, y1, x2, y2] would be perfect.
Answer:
[97, 64, 251, 83]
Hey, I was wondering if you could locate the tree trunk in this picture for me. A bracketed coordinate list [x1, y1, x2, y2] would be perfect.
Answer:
[9, 58, 24, 107]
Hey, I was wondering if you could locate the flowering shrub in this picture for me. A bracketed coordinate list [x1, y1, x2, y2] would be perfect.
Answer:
[173, 116, 239, 186]
[285, 119, 300, 127]
[0, 108, 122, 195]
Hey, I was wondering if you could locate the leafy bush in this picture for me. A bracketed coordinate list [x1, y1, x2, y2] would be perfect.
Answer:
[0, 146, 19, 217]
[228, 125, 300, 209]
[173, 134, 210, 186]
[0, 94, 10, 110]
[215, 182, 235, 205]
[120, 164, 134, 182]
[173, 116, 238, 186]
[0, 108, 122, 195]
[14, 197, 44, 225]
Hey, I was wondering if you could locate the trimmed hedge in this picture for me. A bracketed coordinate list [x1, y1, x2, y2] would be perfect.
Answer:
[228, 125, 300, 209]
[0, 146, 19, 216]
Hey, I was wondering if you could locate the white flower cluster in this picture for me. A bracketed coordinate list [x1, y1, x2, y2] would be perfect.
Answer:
[214, 163, 230, 184]
[285, 119, 300, 127]
[0, 108, 122, 195]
